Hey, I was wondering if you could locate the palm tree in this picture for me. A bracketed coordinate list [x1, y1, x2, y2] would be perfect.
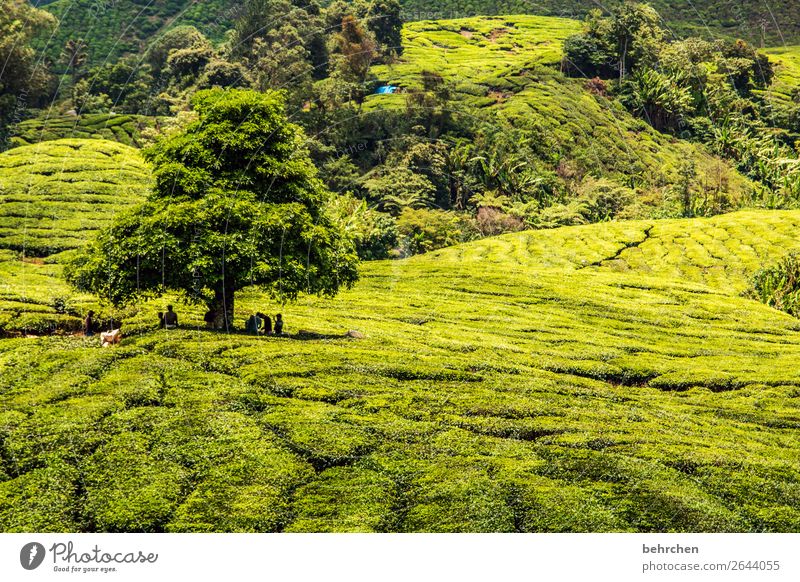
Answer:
[624, 68, 692, 132]
[443, 141, 473, 209]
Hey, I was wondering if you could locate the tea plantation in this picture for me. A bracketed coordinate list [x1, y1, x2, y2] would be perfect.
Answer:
[0, 139, 150, 334]
[367, 16, 751, 198]
[1, 208, 800, 532]
[10, 114, 159, 149]
[0, 139, 150, 256]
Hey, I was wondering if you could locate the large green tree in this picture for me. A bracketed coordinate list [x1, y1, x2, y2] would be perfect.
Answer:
[563, 3, 665, 81]
[66, 88, 359, 330]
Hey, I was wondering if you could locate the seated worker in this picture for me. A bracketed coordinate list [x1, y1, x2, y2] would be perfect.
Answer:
[164, 305, 179, 329]
[258, 313, 272, 335]
[84, 310, 95, 337]
[274, 313, 284, 336]
[245, 313, 261, 335]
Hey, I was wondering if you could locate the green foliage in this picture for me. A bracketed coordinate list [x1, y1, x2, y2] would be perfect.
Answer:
[0, 462, 80, 532]
[59, 38, 88, 86]
[326, 193, 399, 260]
[0, 139, 150, 256]
[36, 0, 235, 67]
[536, 176, 636, 227]
[366, 16, 751, 212]
[747, 253, 800, 318]
[65, 89, 359, 328]
[287, 465, 396, 532]
[564, 4, 664, 81]
[232, 0, 328, 108]
[36, 0, 800, 74]
[0, 0, 56, 147]
[74, 56, 159, 115]
[5, 7, 800, 535]
[2, 210, 800, 532]
[328, 15, 378, 104]
[83, 433, 186, 532]
[145, 26, 209, 76]
[395, 207, 476, 256]
[620, 68, 693, 133]
[364, 167, 436, 215]
[708, 121, 800, 208]
[559, 10, 788, 206]
[361, 0, 403, 56]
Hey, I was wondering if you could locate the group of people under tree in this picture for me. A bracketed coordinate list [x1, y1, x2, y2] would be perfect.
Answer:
[85, 305, 286, 336]
[245, 312, 284, 336]
[154, 305, 285, 335]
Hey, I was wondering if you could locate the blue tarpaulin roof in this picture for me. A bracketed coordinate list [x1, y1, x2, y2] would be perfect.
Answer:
[375, 86, 398, 94]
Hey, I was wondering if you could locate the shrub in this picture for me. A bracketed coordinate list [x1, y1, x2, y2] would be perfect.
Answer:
[83, 433, 187, 532]
[534, 177, 636, 227]
[326, 193, 398, 260]
[395, 208, 477, 256]
[0, 462, 80, 532]
[475, 207, 525, 236]
[747, 253, 800, 317]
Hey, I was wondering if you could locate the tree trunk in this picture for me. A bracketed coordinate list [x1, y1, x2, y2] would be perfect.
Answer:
[620, 37, 628, 83]
[207, 281, 236, 332]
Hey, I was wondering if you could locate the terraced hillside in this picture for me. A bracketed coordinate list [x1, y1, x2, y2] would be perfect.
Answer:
[395, 0, 800, 44]
[367, 16, 751, 198]
[439, 210, 800, 291]
[1, 210, 799, 532]
[35, 0, 800, 68]
[0, 139, 150, 256]
[10, 114, 159, 149]
[0, 139, 150, 334]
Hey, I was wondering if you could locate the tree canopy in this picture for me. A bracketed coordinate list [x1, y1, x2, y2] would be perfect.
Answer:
[66, 88, 359, 329]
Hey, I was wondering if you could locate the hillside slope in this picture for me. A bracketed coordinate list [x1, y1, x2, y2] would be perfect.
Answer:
[434, 210, 800, 291]
[367, 16, 751, 200]
[0, 139, 150, 256]
[10, 114, 159, 149]
[405, 0, 800, 44]
[36, 0, 800, 67]
[0, 139, 150, 333]
[1, 210, 799, 532]
[37, 0, 233, 65]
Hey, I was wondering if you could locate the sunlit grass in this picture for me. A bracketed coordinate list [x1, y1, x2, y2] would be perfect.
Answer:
[2, 209, 800, 532]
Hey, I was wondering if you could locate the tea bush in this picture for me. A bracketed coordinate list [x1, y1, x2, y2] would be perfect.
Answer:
[0, 139, 150, 256]
[2, 210, 800, 532]
[10, 114, 158, 148]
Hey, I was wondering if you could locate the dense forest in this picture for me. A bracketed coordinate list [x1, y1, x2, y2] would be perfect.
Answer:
[30, 0, 800, 66]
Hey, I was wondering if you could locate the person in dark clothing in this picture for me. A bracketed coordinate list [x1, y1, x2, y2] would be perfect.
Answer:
[157, 312, 165, 329]
[245, 314, 261, 335]
[259, 313, 272, 335]
[274, 313, 284, 336]
[84, 310, 95, 337]
[164, 305, 178, 329]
